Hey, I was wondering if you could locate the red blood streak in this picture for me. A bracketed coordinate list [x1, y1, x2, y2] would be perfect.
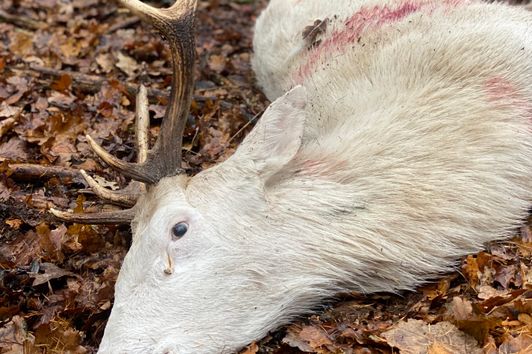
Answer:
[485, 77, 532, 123]
[294, 0, 470, 82]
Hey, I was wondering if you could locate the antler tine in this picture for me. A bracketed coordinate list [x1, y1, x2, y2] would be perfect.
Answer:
[88, 0, 198, 184]
[135, 84, 149, 164]
[80, 85, 150, 206]
[80, 170, 139, 207]
[51, 86, 150, 223]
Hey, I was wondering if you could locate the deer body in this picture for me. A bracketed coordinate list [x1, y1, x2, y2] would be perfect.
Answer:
[75, 0, 532, 353]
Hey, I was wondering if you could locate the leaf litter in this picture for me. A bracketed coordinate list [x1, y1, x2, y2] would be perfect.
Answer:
[0, 0, 531, 353]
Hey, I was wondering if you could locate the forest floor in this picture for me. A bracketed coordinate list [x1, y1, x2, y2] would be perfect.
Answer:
[0, 0, 531, 353]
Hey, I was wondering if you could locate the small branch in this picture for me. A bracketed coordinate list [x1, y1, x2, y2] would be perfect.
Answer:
[0, 9, 45, 31]
[25, 65, 213, 103]
[7, 163, 83, 182]
[28, 64, 167, 101]
[107, 17, 141, 33]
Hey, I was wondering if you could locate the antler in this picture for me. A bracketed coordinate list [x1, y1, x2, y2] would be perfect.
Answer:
[50, 86, 148, 224]
[50, 0, 197, 224]
[90, 0, 197, 184]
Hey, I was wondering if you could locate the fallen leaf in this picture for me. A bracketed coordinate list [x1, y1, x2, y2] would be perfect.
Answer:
[208, 54, 226, 73]
[48, 91, 76, 108]
[381, 319, 482, 354]
[0, 104, 22, 118]
[498, 333, 532, 353]
[51, 73, 73, 92]
[0, 137, 28, 161]
[0, 117, 16, 138]
[283, 325, 333, 352]
[478, 285, 508, 300]
[5, 219, 23, 230]
[0, 316, 34, 353]
[448, 297, 472, 321]
[31, 262, 79, 286]
[96, 53, 114, 73]
[116, 51, 140, 77]
[240, 342, 258, 354]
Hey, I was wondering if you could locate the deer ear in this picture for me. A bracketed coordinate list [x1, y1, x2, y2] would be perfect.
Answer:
[239, 85, 307, 176]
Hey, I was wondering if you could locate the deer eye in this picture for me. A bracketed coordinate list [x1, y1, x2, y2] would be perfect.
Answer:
[171, 222, 188, 240]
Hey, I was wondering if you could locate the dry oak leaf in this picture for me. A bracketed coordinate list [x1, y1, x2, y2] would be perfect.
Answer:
[0, 137, 28, 161]
[0, 104, 22, 118]
[0, 316, 33, 354]
[283, 325, 333, 352]
[498, 333, 532, 353]
[116, 51, 140, 77]
[31, 262, 79, 286]
[96, 53, 114, 73]
[381, 319, 482, 354]
[448, 296, 473, 321]
[240, 342, 259, 354]
[5, 218, 23, 230]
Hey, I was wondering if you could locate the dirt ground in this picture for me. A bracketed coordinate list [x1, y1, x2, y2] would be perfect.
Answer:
[0, 0, 531, 353]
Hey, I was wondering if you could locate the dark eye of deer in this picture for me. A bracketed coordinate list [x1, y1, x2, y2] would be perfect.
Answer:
[172, 222, 188, 240]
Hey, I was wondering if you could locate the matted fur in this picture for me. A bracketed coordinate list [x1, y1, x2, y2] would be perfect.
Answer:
[98, 1, 532, 353]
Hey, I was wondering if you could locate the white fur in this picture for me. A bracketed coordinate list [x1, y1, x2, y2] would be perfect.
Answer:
[98, 1, 532, 353]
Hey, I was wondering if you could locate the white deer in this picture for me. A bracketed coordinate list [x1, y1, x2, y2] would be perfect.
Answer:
[47, 0, 531, 353]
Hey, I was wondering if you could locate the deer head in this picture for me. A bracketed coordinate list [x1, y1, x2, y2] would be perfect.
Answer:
[50, 0, 310, 352]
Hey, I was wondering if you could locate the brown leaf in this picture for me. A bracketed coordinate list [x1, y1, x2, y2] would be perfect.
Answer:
[498, 333, 532, 353]
[96, 53, 114, 73]
[0, 316, 34, 353]
[31, 262, 79, 286]
[48, 91, 76, 108]
[0, 104, 22, 119]
[240, 342, 259, 354]
[0, 117, 16, 138]
[283, 325, 332, 352]
[34, 319, 87, 353]
[463, 255, 480, 286]
[302, 18, 329, 49]
[0, 137, 28, 162]
[478, 285, 507, 300]
[36, 223, 66, 262]
[5, 218, 23, 230]
[208, 54, 226, 73]
[9, 32, 33, 56]
[382, 319, 482, 354]
[521, 225, 532, 243]
[427, 341, 454, 354]
[448, 297, 473, 321]
[51, 73, 73, 92]
[116, 51, 140, 77]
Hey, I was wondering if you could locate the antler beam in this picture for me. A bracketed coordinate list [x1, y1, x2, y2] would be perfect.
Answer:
[88, 0, 197, 184]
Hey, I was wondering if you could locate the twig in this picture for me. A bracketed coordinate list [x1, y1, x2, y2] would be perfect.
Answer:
[27, 65, 167, 100]
[226, 109, 264, 145]
[7, 163, 83, 182]
[25, 65, 214, 103]
[107, 17, 141, 33]
[0, 9, 45, 31]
